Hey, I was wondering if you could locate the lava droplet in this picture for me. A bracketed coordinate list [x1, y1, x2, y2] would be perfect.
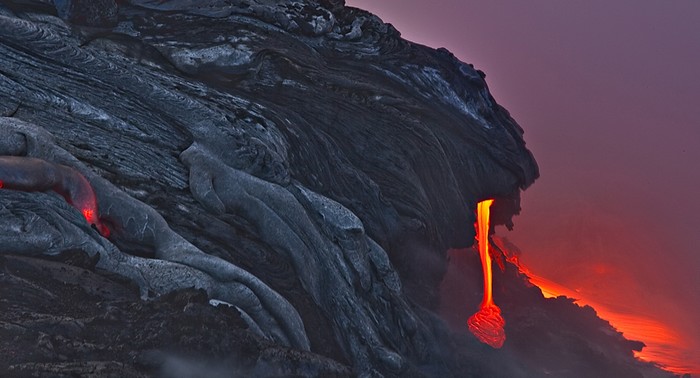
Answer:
[467, 199, 506, 348]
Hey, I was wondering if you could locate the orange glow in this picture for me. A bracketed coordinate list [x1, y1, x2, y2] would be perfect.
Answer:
[0, 157, 110, 239]
[82, 208, 110, 238]
[529, 272, 690, 374]
[467, 199, 506, 348]
[496, 238, 694, 375]
[82, 208, 96, 223]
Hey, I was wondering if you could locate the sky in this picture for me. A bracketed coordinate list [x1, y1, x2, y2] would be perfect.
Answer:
[346, 0, 700, 374]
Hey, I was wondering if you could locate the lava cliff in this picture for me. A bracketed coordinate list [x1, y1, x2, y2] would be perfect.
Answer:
[0, 1, 675, 377]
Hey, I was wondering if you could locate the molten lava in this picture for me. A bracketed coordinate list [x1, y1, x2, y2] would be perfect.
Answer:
[492, 236, 695, 375]
[0, 156, 109, 237]
[82, 208, 110, 237]
[467, 199, 506, 348]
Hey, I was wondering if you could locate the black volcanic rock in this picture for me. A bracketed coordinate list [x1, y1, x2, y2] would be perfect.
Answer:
[54, 0, 119, 27]
[0, 255, 350, 377]
[0, 1, 672, 377]
[439, 246, 669, 378]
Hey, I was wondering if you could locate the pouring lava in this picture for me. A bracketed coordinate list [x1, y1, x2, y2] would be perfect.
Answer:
[467, 199, 506, 348]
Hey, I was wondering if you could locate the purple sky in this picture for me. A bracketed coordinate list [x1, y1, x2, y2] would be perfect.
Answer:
[346, 0, 700, 373]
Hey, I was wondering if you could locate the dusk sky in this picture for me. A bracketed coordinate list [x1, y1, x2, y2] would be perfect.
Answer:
[346, 0, 700, 374]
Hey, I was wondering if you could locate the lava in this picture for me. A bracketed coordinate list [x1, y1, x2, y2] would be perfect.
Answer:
[467, 199, 506, 348]
[493, 237, 695, 375]
[0, 156, 109, 237]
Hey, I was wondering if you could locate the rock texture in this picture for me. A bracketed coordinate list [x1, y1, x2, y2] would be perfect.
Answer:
[0, 1, 673, 377]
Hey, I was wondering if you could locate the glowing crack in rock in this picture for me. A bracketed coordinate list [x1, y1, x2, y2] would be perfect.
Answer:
[467, 199, 506, 348]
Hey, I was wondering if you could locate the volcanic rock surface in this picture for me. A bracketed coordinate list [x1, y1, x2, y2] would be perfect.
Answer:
[0, 1, 676, 377]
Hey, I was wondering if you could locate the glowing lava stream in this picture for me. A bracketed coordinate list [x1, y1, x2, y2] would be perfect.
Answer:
[467, 199, 506, 348]
[493, 238, 694, 375]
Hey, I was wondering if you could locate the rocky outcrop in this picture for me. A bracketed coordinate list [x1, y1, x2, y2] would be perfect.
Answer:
[0, 1, 665, 377]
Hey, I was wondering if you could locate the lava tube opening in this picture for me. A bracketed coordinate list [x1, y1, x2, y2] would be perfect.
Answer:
[467, 199, 506, 348]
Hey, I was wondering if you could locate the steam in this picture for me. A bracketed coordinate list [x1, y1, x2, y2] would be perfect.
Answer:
[505, 198, 700, 375]
[158, 353, 241, 378]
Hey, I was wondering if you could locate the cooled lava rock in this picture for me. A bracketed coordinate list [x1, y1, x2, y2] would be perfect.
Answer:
[0, 1, 674, 377]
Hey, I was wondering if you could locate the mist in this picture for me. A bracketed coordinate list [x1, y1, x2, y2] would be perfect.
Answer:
[347, 0, 700, 374]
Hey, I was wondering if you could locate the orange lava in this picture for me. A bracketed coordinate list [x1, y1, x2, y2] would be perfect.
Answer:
[83, 208, 110, 237]
[468, 303, 506, 348]
[495, 238, 696, 375]
[467, 199, 506, 348]
[82, 208, 96, 223]
[528, 272, 691, 374]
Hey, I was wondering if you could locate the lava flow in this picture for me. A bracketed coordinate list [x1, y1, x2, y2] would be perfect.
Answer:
[467, 199, 506, 348]
[492, 237, 695, 375]
[0, 156, 109, 237]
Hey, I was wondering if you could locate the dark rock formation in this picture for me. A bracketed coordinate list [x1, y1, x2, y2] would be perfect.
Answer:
[440, 246, 672, 378]
[0, 1, 673, 377]
[0, 254, 349, 377]
[54, 0, 118, 27]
